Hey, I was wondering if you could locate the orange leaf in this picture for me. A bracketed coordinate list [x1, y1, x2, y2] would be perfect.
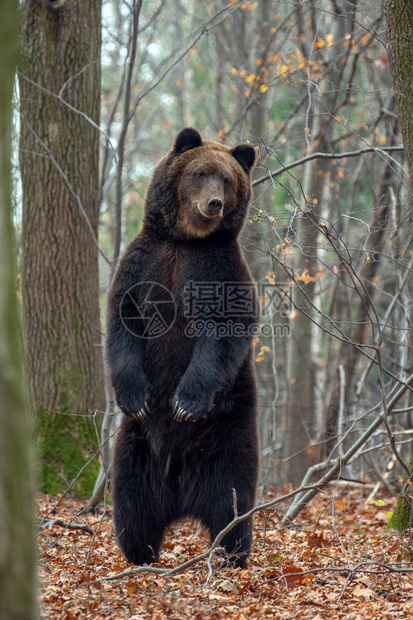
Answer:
[282, 563, 305, 585]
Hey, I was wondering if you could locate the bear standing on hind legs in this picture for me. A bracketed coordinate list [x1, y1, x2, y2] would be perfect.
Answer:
[106, 128, 259, 568]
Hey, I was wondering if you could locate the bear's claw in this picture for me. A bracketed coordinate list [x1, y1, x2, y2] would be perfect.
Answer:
[132, 406, 148, 423]
[173, 403, 194, 422]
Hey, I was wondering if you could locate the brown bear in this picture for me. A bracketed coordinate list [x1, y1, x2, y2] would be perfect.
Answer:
[106, 128, 259, 568]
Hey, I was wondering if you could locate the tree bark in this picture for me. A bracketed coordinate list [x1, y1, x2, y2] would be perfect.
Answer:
[0, 1, 38, 617]
[386, 0, 413, 178]
[19, 0, 105, 496]
[385, 0, 413, 531]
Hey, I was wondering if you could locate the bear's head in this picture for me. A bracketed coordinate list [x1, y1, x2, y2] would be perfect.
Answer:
[144, 128, 256, 241]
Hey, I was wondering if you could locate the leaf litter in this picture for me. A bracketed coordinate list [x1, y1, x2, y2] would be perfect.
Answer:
[38, 486, 413, 619]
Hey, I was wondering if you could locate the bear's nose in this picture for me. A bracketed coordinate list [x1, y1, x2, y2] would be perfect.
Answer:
[208, 197, 223, 215]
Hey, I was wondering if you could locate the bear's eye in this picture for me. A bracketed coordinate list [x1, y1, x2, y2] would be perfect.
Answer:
[196, 170, 205, 178]
[224, 177, 231, 186]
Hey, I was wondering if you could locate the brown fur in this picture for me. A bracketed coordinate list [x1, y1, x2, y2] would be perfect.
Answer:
[107, 128, 259, 568]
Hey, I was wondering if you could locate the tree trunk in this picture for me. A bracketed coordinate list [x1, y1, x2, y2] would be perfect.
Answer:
[19, 0, 105, 497]
[0, 1, 38, 617]
[386, 0, 413, 178]
[280, 163, 320, 489]
[385, 0, 413, 532]
[281, 3, 351, 487]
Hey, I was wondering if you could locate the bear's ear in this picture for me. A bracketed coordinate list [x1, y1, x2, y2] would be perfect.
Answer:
[232, 144, 256, 174]
[173, 128, 202, 155]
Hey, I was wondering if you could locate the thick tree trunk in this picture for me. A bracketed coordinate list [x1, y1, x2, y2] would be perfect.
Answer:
[385, 0, 413, 532]
[0, 2, 38, 617]
[19, 0, 105, 496]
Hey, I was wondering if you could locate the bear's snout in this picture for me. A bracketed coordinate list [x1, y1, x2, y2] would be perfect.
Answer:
[207, 196, 224, 216]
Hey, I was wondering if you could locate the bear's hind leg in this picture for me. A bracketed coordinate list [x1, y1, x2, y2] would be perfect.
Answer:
[208, 502, 253, 569]
[181, 424, 258, 568]
[112, 423, 176, 565]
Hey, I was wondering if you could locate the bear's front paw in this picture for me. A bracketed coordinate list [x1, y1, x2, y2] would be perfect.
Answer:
[115, 385, 151, 423]
[131, 401, 151, 424]
[172, 391, 213, 422]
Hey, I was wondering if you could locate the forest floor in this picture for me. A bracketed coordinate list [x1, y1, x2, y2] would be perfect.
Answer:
[38, 484, 413, 619]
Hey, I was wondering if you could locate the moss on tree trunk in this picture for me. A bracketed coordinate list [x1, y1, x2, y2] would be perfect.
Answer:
[388, 459, 413, 532]
[388, 492, 412, 532]
[36, 407, 100, 498]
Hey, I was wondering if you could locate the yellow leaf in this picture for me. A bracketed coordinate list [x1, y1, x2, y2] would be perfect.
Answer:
[297, 268, 316, 284]
[230, 67, 238, 75]
[260, 84, 268, 94]
[359, 33, 372, 46]
[325, 33, 334, 47]
[278, 64, 289, 78]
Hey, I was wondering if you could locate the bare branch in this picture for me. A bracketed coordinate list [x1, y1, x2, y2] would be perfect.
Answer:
[281, 373, 413, 527]
[253, 145, 405, 187]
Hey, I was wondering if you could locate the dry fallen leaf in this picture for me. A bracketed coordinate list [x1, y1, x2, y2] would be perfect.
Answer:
[212, 579, 239, 594]
[352, 584, 375, 600]
[37, 486, 412, 620]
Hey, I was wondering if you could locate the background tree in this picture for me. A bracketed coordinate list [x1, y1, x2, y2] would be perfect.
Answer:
[385, 0, 413, 531]
[0, 1, 37, 617]
[19, 0, 105, 496]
